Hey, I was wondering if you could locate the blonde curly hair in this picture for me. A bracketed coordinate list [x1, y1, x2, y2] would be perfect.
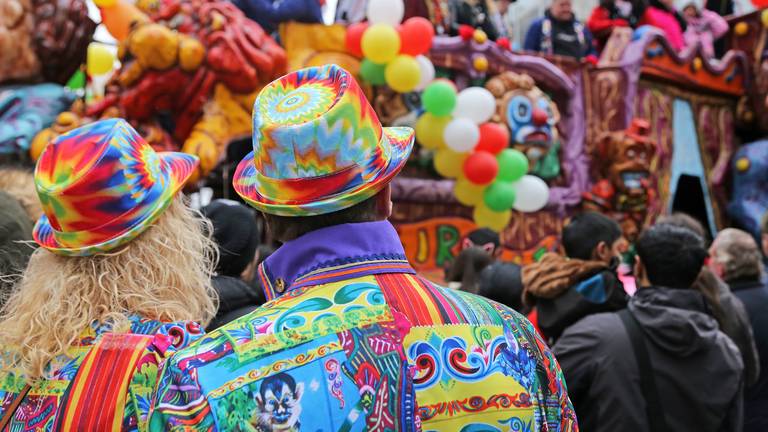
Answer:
[0, 197, 218, 380]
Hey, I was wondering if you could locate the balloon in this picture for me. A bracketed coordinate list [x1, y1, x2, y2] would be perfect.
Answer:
[513, 175, 550, 212]
[497, 149, 528, 182]
[422, 81, 457, 117]
[415, 113, 450, 149]
[463, 151, 499, 185]
[361, 24, 401, 64]
[94, 0, 116, 6]
[444, 118, 480, 153]
[415, 55, 435, 90]
[453, 87, 496, 123]
[476, 123, 509, 154]
[346, 22, 368, 57]
[100, 0, 148, 41]
[399, 17, 435, 55]
[434, 149, 467, 178]
[454, 178, 486, 206]
[385, 55, 420, 93]
[484, 181, 516, 211]
[87, 43, 116, 76]
[360, 59, 387, 85]
[367, 0, 405, 25]
[473, 204, 512, 232]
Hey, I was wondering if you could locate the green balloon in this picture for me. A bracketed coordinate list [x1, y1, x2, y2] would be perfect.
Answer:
[483, 181, 517, 212]
[497, 149, 529, 182]
[360, 59, 387, 85]
[422, 81, 457, 117]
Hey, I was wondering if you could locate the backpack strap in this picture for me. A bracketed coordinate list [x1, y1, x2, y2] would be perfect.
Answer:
[57, 333, 154, 431]
[0, 384, 31, 431]
[618, 309, 670, 432]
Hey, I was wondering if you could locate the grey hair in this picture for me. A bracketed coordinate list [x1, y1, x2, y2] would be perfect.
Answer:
[712, 228, 764, 283]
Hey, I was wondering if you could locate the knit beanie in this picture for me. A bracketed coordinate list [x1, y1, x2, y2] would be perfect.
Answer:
[201, 199, 261, 277]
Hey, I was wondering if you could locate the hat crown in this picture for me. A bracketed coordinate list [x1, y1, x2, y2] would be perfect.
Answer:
[35, 119, 168, 233]
[251, 64, 384, 180]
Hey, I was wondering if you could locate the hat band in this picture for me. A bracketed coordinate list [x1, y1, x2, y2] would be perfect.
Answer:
[256, 163, 366, 204]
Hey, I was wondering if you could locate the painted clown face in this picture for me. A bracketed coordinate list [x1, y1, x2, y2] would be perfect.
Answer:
[255, 373, 304, 431]
[504, 89, 560, 163]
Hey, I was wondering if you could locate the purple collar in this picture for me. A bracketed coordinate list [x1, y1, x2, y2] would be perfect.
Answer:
[257, 220, 415, 301]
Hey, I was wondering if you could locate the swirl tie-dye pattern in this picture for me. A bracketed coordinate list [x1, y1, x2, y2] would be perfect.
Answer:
[233, 64, 414, 216]
[31, 118, 198, 256]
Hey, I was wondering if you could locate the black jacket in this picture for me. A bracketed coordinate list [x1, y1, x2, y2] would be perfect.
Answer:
[730, 279, 768, 430]
[207, 275, 264, 331]
[554, 287, 744, 432]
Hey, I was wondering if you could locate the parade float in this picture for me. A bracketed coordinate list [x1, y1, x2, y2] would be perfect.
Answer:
[3, 0, 768, 279]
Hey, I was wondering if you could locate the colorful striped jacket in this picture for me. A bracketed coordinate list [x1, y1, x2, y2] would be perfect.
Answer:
[150, 221, 579, 431]
[0, 317, 203, 431]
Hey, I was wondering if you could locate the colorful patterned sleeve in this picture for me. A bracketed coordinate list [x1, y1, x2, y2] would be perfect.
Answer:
[148, 358, 217, 431]
[492, 303, 580, 432]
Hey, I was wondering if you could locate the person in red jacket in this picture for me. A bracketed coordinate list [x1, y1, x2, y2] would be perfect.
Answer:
[587, 0, 633, 52]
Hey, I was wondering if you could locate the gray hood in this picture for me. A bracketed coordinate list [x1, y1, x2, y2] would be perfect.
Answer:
[629, 287, 721, 357]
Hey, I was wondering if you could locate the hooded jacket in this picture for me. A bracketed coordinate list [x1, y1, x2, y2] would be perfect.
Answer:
[554, 287, 744, 432]
[522, 252, 628, 343]
[207, 275, 263, 331]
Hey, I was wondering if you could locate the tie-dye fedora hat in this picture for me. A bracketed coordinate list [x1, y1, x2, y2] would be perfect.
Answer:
[32, 118, 198, 256]
[233, 64, 415, 216]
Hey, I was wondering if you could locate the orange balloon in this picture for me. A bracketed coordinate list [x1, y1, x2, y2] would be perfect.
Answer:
[100, 0, 149, 41]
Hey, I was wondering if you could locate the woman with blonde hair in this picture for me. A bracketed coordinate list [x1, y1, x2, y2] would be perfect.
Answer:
[0, 119, 217, 430]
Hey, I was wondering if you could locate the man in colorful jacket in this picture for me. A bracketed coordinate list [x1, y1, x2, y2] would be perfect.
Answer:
[149, 64, 579, 431]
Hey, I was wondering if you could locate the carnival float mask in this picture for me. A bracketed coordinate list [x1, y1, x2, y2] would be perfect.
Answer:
[598, 119, 655, 198]
[486, 72, 562, 180]
[728, 139, 768, 242]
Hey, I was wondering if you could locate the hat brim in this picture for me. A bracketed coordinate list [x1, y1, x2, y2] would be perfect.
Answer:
[33, 152, 198, 257]
[233, 127, 414, 216]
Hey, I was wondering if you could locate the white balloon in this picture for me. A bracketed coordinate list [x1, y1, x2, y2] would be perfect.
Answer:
[443, 118, 480, 153]
[367, 0, 405, 25]
[512, 175, 550, 212]
[452, 87, 497, 123]
[415, 55, 435, 91]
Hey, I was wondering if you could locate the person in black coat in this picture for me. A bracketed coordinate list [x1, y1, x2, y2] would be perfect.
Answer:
[710, 228, 768, 430]
[201, 199, 265, 330]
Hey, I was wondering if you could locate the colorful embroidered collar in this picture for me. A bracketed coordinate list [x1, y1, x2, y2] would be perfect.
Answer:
[258, 220, 415, 301]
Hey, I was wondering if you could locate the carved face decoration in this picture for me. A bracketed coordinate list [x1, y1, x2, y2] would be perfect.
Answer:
[598, 120, 655, 197]
[255, 373, 304, 431]
[374, 88, 422, 128]
[504, 88, 560, 162]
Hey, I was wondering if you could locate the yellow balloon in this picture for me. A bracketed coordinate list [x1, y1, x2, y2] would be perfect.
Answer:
[361, 24, 400, 64]
[762, 9, 768, 28]
[87, 43, 116, 76]
[434, 149, 466, 178]
[454, 178, 485, 206]
[415, 113, 450, 149]
[473, 203, 511, 232]
[93, 0, 117, 6]
[385, 55, 420, 93]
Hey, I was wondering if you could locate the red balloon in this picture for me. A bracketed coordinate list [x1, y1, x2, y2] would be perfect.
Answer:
[476, 123, 509, 155]
[398, 17, 435, 55]
[463, 151, 499, 185]
[458, 25, 475, 41]
[346, 22, 369, 58]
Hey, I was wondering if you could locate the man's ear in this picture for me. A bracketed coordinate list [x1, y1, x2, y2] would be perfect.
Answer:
[593, 241, 608, 261]
[634, 254, 645, 281]
[376, 184, 393, 220]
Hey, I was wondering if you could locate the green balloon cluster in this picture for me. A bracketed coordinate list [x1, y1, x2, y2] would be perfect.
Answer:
[360, 59, 387, 85]
[496, 149, 528, 182]
[483, 181, 516, 212]
[422, 81, 457, 117]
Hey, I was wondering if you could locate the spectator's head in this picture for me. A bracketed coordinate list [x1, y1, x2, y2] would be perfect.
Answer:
[201, 199, 261, 278]
[0, 191, 33, 305]
[479, 262, 528, 314]
[761, 211, 768, 258]
[232, 65, 413, 243]
[447, 247, 494, 294]
[635, 224, 708, 289]
[656, 212, 709, 245]
[462, 228, 502, 259]
[496, 0, 512, 14]
[550, 0, 574, 21]
[675, 0, 702, 16]
[709, 228, 763, 284]
[562, 212, 625, 264]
